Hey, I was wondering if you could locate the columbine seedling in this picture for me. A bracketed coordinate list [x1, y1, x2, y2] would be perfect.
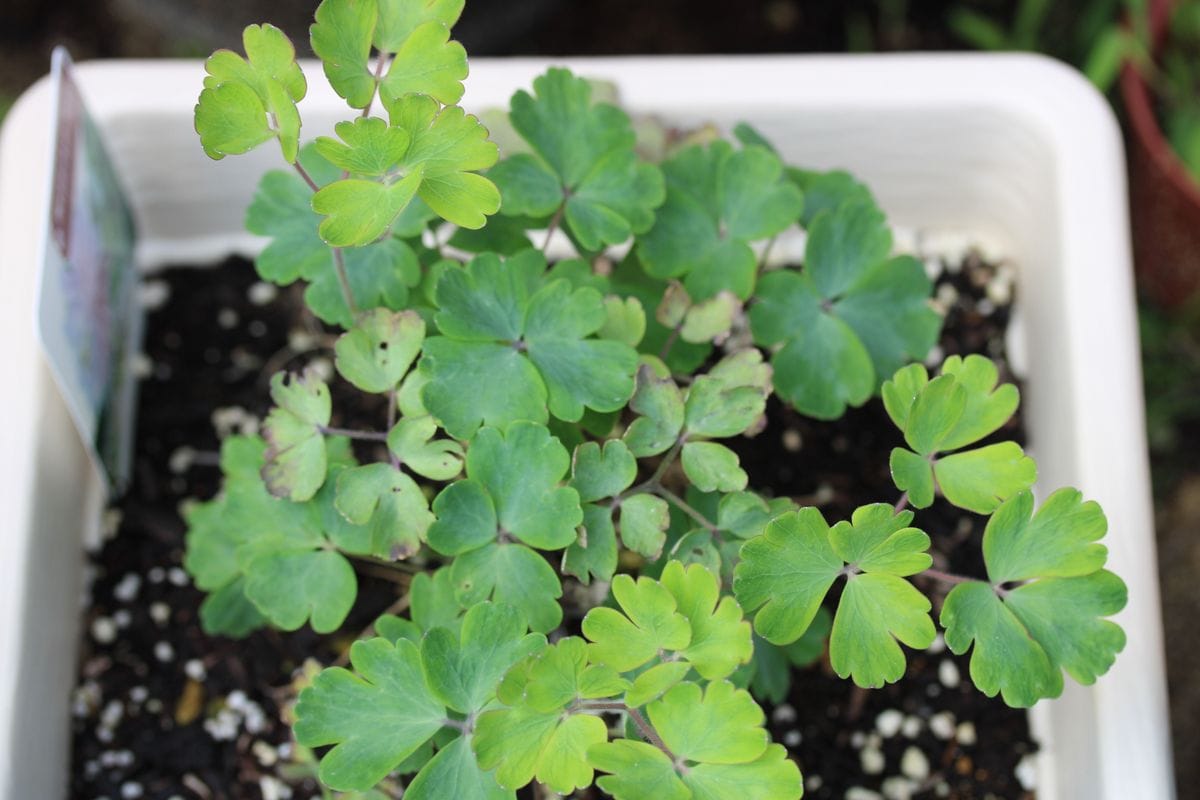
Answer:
[187, 2, 1128, 797]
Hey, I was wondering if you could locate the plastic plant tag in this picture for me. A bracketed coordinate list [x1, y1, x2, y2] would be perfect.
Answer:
[36, 47, 139, 495]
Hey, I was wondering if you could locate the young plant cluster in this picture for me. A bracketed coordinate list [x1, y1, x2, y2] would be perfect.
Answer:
[188, 1, 1127, 797]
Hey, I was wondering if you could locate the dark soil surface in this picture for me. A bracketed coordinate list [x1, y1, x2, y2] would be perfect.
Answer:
[69, 245, 1033, 800]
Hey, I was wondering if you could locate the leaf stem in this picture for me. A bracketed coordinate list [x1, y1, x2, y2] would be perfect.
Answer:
[574, 701, 677, 761]
[361, 53, 391, 119]
[655, 485, 720, 534]
[921, 568, 974, 586]
[757, 234, 778, 273]
[625, 436, 686, 497]
[332, 248, 358, 318]
[894, 492, 909, 513]
[293, 160, 321, 192]
[319, 425, 389, 442]
[658, 325, 682, 362]
[386, 389, 401, 469]
[542, 203, 565, 253]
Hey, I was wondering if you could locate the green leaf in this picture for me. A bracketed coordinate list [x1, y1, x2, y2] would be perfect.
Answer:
[786, 168, 875, 227]
[420, 338, 546, 439]
[564, 504, 619, 585]
[375, 0, 464, 51]
[475, 705, 607, 794]
[420, 603, 545, 714]
[293, 638, 446, 791]
[934, 442, 1038, 514]
[734, 508, 842, 645]
[935, 354, 1020, 450]
[197, 23, 306, 161]
[684, 744, 803, 800]
[648, 680, 768, 764]
[717, 491, 793, 541]
[828, 504, 932, 575]
[199, 577, 267, 637]
[679, 292, 740, 344]
[638, 141, 802, 299]
[404, 736, 511, 800]
[422, 251, 637, 436]
[334, 308, 424, 393]
[583, 573, 691, 672]
[623, 366, 685, 457]
[333, 463, 432, 559]
[195, 81, 273, 159]
[262, 370, 331, 502]
[571, 439, 637, 503]
[830, 573, 935, 687]
[242, 547, 357, 633]
[590, 740, 688, 800]
[311, 170, 423, 246]
[625, 662, 691, 708]
[684, 375, 766, 439]
[889, 448, 935, 508]
[426, 478, 496, 556]
[386, 95, 500, 229]
[411, 568, 465, 634]
[523, 637, 630, 711]
[315, 117, 410, 176]
[245, 168, 326, 284]
[804, 199, 891, 298]
[387, 415, 464, 480]
[310, 0, 378, 108]
[599, 295, 647, 347]
[681, 442, 747, 493]
[749, 271, 873, 419]
[379, 21, 467, 106]
[506, 68, 665, 250]
[451, 542, 563, 633]
[525, 280, 639, 420]
[619, 493, 670, 559]
[982, 488, 1110, 584]
[659, 560, 753, 679]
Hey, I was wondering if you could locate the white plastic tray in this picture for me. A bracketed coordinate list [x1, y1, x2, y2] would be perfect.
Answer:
[0, 55, 1173, 799]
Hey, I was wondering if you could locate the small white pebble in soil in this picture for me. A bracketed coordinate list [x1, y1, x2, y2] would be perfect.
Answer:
[1015, 753, 1038, 790]
[288, 329, 317, 352]
[935, 781, 951, 797]
[113, 573, 141, 603]
[139, 280, 170, 310]
[923, 344, 945, 368]
[987, 275, 1012, 306]
[956, 721, 977, 746]
[875, 709, 904, 738]
[248, 281, 278, 305]
[928, 633, 946, 655]
[102, 508, 124, 541]
[804, 774, 823, 791]
[812, 483, 835, 505]
[130, 353, 154, 379]
[772, 703, 797, 724]
[102, 749, 135, 768]
[977, 298, 996, 316]
[204, 708, 240, 741]
[145, 698, 163, 714]
[100, 699, 124, 730]
[91, 616, 118, 645]
[259, 776, 292, 800]
[128, 686, 149, 705]
[881, 776, 917, 800]
[781, 429, 802, 452]
[168, 567, 189, 587]
[782, 729, 802, 747]
[112, 609, 132, 628]
[83, 759, 101, 779]
[149, 602, 170, 625]
[185, 659, 207, 682]
[72, 681, 102, 718]
[850, 731, 866, 749]
[168, 446, 195, 474]
[120, 781, 144, 799]
[900, 746, 930, 781]
[860, 745, 885, 775]
[248, 320, 268, 337]
[938, 659, 961, 689]
[217, 308, 239, 329]
[227, 690, 248, 711]
[845, 788, 884, 800]
[148, 567, 165, 584]
[252, 739, 279, 767]
[935, 282, 959, 311]
[922, 257, 943, 281]
[308, 356, 334, 382]
[243, 702, 267, 734]
[901, 715, 922, 739]
[154, 641, 175, 663]
[929, 711, 956, 740]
